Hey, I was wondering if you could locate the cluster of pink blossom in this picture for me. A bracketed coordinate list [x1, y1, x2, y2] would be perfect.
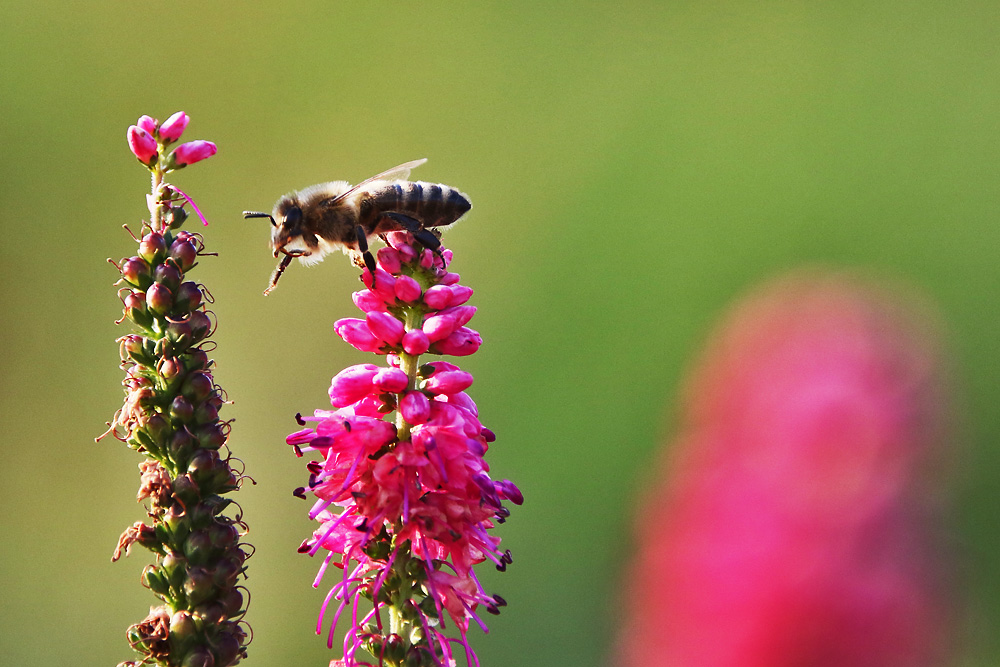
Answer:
[618, 273, 953, 667]
[127, 111, 217, 169]
[288, 232, 521, 667]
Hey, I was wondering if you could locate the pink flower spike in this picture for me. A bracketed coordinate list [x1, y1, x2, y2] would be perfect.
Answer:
[137, 115, 158, 134]
[328, 364, 380, 407]
[159, 111, 190, 142]
[366, 311, 405, 347]
[171, 140, 217, 167]
[399, 391, 431, 425]
[372, 368, 408, 394]
[423, 370, 474, 396]
[333, 318, 383, 353]
[402, 330, 430, 355]
[394, 275, 422, 303]
[127, 126, 158, 164]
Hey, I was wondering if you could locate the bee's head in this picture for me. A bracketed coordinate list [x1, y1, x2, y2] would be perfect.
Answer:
[245, 195, 311, 258]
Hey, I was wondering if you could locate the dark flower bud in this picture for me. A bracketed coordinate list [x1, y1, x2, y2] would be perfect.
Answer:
[170, 396, 194, 423]
[182, 372, 214, 402]
[120, 335, 147, 365]
[180, 647, 213, 667]
[169, 610, 197, 643]
[165, 206, 188, 230]
[183, 566, 214, 606]
[162, 551, 187, 587]
[192, 423, 226, 450]
[146, 283, 173, 315]
[174, 282, 203, 312]
[125, 297, 153, 330]
[183, 529, 213, 564]
[159, 356, 182, 380]
[189, 311, 212, 342]
[122, 257, 152, 289]
[212, 555, 241, 590]
[166, 319, 192, 348]
[164, 504, 192, 543]
[384, 634, 405, 662]
[220, 587, 244, 618]
[170, 238, 198, 271]
[172, 473, 201, 506]
[181, 348, 210, 373]
[194, 401, 219, 425]
[169, 428, 195, 460]
[154, 263, 183, 291]
[143, 413, 171, 444]
[212, 631, 242, 667]
[139, 232, 168, 264]
[208, 521, 238, 551]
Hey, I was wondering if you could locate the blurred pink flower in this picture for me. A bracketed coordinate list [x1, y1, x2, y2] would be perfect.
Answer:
[619, 272, 953, 667]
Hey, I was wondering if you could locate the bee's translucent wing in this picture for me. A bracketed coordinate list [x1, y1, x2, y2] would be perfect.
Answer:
[329, 158, 428, 203]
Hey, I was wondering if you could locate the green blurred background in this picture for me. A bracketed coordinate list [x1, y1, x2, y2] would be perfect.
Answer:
[2, 2, 999, 665]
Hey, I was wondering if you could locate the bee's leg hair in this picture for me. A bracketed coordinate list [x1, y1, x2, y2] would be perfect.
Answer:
[355, 225, 378, 288]
[383, 212, 445, 264]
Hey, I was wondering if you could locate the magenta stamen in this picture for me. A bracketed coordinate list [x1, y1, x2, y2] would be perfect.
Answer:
[167, 184, 209, 226]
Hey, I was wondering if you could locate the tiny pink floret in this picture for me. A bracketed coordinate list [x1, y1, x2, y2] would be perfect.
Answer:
[366, 311, 405, 347]
[372, 367, 408, 394]
[159, 111, 190, 141]
[137, 115, 158, 134]
[127, 125, 158, 163]
[399, 391, 431, 424]
[172, 140, 218, 166]
[394, 275, 422, 303]
[402, 330, 430, 355]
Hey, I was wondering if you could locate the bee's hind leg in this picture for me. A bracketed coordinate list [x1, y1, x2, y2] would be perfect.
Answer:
[355, 225, 378, 288]
[383, 212, 446, 265]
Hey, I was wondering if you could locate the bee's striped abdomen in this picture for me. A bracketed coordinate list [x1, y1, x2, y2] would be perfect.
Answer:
[360, 181, 471, 233]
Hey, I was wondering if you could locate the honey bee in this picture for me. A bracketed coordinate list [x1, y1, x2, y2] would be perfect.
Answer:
[243, 158, 471, 295]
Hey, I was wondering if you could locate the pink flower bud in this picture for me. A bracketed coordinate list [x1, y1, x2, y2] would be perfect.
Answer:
[422, 306, 476, 342]
[402, 330, 430, 355]
[373, 367, 408, 393]
[423, 285, 452, 310]
[127, 125, 158, 164]
[423, 370, 474, 396]
[433, 326, 482, 356]
[137, 115, 158, 134]
[159, 111, 190, 141]
[399, 391, 431, 425]
[328, 364, 380, 407]
[448, 285, 474, 306]
[171, 140, 217, 167]
[366, 311, 405, 346]
[361, 268, 396, 302]
[394, 275, 422, 303]
[352, 289, 387, 313]
[376, 246, 402, 274]
[334, 318, 383, 353]
[441, 272, 461, 285]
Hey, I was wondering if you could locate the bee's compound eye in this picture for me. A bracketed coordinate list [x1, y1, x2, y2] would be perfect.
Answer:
[283, 206, 302, 229]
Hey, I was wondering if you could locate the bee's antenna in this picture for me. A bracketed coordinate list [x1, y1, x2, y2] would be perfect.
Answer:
[243, 211, 276, 227]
